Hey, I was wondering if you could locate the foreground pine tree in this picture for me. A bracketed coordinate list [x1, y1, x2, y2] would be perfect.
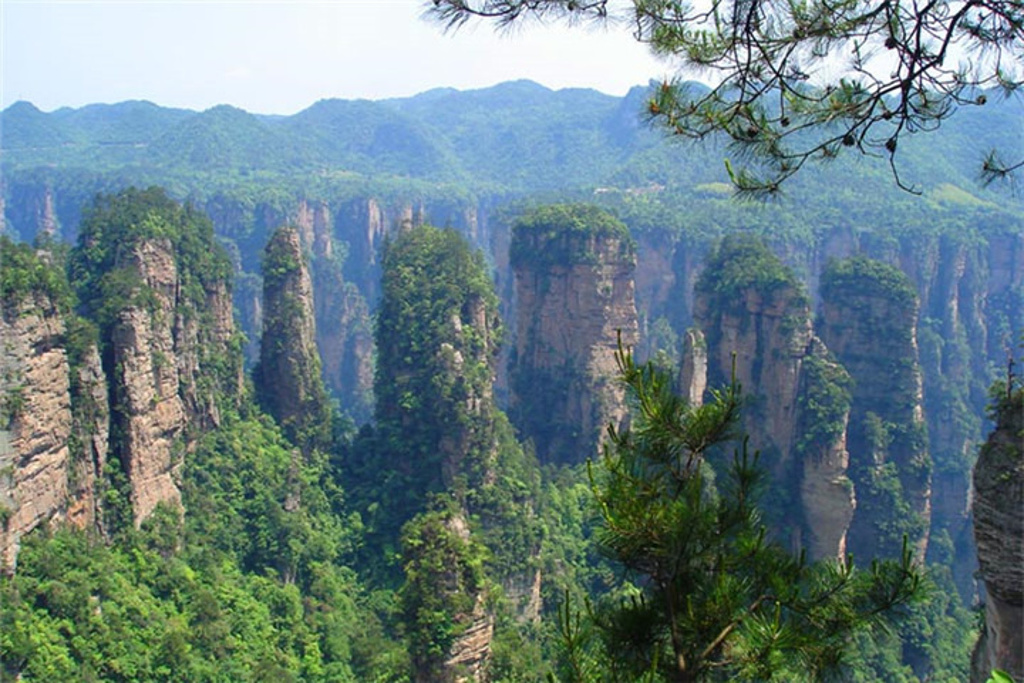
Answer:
[554, 339, 924, 682]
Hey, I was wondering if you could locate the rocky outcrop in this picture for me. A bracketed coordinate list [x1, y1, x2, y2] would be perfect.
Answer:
[509, 205, 639, 464]
[442, 514, 494, 683]
[694, 265, 811, 468]
[65, 343, 109, 532]
[294, 200, 375, 422]
[794, 341, 856, 561]
[679, 328, 707, 408]
[256, 226, 332, 454]
[820, 257, 931, 561]
[693, 236, 854, 559]
[970, 381, 1023, 683]
[110, 238, 187, 524]
[1, 289, 72, 570]
[74, 190, 244, 530]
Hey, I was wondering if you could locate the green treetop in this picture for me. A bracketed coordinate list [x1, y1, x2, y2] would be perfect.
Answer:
[554, 340, 923, 681]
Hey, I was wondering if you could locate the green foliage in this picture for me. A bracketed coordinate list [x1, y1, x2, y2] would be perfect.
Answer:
[0, 406, 386, 681]
[821, 256, 918, 313]
[795, 352, 854, 458]
[510, 203, 633, 269]
[69, 186, 232, 341]
[399, 505, 488, 678]
[558, 344, 923, 681]
[430, 0, 1024, 194]
[696, 233, 805, 309]
[254, 226, 334, 455]
[351, 224, 500, 537]
[0, 236, 73, 312]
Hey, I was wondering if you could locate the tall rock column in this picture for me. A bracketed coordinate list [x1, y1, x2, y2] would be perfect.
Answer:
[110, 238, 186, 524]
[970, 378, 1023, 683]
[693, 235, 854, 559]
[361, 225, 542, 682]
[0, 239, 108, 569]
[509, 204, 638, 465]
[70, 187, 242, 531]
[820, 256, 931, 560]
[256, 225, 332, 455]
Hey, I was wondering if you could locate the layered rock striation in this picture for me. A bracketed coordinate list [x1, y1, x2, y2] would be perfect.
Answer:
[692, 236, 854, 559]
[820, 256, 931, 561]
[71, 188, 242, 530]
[509, 204, 639, 464]
[1, 284, 74, 569]
[256, 225, 332, 455]
[0, 241, 107, 569]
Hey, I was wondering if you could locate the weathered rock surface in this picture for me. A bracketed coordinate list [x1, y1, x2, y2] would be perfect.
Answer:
[970, 384, 1023, 683]
[444, 593, 494, 683]
[679, 327, 707, 408]
[65, 343, 108, 532]
[692, 238, 854, 559]
[694, 283, 810, 467]
[256, 225, 332, 453]
[0, 291, 72, 570]
[105, 231, 240, 528]
[510, 214, 638, 464]
[110, 239, 186, 524]
[819, 258, 931, 561]
[796, 340, 856, 561]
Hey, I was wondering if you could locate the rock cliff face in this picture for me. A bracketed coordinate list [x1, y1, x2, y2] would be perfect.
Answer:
[109, 234, 238, 525]
[440, 513, 495, 683]
[109, 238, 187, 524]
[65, 344, 109, 532]
[692, 236, 854, 559]
[293, 200, 375, 423]
[509, 205, 639, 464]
[819, 257, 931, 560]
[256, 226, 332, 454]
[1, 289, 73, 569]
[970, 381, 1023, 683]
[69, 188, 243, 531]
[794, 341, 856, 560]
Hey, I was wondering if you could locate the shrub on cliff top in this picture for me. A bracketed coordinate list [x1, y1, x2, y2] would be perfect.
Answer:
[510, 203, 634, 268]
[695, 233, 806, 312]
[820, 256, 918, 313]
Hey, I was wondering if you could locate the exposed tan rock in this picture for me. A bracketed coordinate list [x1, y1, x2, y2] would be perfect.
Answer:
[819, 259, 931, 561]
[679, 328, 707, 408]
[441, 513, 494, 683]
[797, 341, 855, 561]
[257, 226, 331, 453]
[692, 239, 854, 559]
[0, 291, 72, 570]
[111, 238, 186, 525]
[695, 284, 812, 465]
[503, 567, 543, 625]
[445, 593, 495, 683]
[511, 224, 638, 464]
[66, 343, 108, 532]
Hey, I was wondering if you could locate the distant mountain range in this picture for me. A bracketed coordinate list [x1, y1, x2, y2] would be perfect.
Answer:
[3, 79, 1020, 202]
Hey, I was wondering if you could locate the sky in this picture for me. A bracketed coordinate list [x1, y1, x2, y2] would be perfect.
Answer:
[1, 0, 672, 115]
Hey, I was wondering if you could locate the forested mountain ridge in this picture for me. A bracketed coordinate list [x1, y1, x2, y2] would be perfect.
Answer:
[3, 80, 1022, 198]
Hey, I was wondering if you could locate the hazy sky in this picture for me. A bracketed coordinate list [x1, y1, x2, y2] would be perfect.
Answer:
[1, 0, 671, 114]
